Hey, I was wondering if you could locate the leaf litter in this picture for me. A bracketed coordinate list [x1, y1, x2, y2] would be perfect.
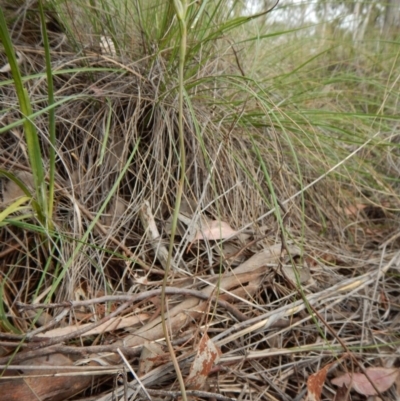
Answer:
[331, 367, 400, 396]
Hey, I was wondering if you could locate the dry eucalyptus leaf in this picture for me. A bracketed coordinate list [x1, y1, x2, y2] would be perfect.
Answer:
[185, 333, 221, 390]
[218, 242, 246, 265]
[306, 364, 331, 401]
[220, 243, 238, 257]
[138, 342, 164, 376]
[331, 367, 399, 396]
[281, 264, 311, 284]
[0, 353, 94, 401]
[344, 203, 367, 216]
[192, 219, 239, 242]
[24, 309, 59, 327]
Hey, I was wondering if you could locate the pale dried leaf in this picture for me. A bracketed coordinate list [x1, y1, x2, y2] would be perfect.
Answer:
[331, 368, 399, 396]
[138, 342, 164, 376]
[282, 264, 311, 284]
[217, 243, 246, 266]
[395, 369, 400, 399]
[344, 203, 367, 216]
[192, 220, 239, 242]
[185, 333, 221, 390]
[24, 309, 67, 328]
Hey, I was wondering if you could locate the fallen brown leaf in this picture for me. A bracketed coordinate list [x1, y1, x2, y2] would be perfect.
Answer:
[331, 367, 399, 396]
[185, 333, 221, 390]
[306, 364, 330, 401]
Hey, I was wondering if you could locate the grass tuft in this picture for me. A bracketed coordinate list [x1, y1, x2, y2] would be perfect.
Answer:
[0, 0, 399, 399]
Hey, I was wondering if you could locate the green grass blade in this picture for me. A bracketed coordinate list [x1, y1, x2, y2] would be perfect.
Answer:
[0, 8, 47, 217]
[97, 98, 113, 166]
[38, 0, 56, 224]
[0, 197, 31, 224]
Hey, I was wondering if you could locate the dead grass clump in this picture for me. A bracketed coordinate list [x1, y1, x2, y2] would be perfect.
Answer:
[1, 1, 400, 400]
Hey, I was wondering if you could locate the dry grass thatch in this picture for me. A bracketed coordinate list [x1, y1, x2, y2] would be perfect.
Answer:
[1, 1, 400, 400]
